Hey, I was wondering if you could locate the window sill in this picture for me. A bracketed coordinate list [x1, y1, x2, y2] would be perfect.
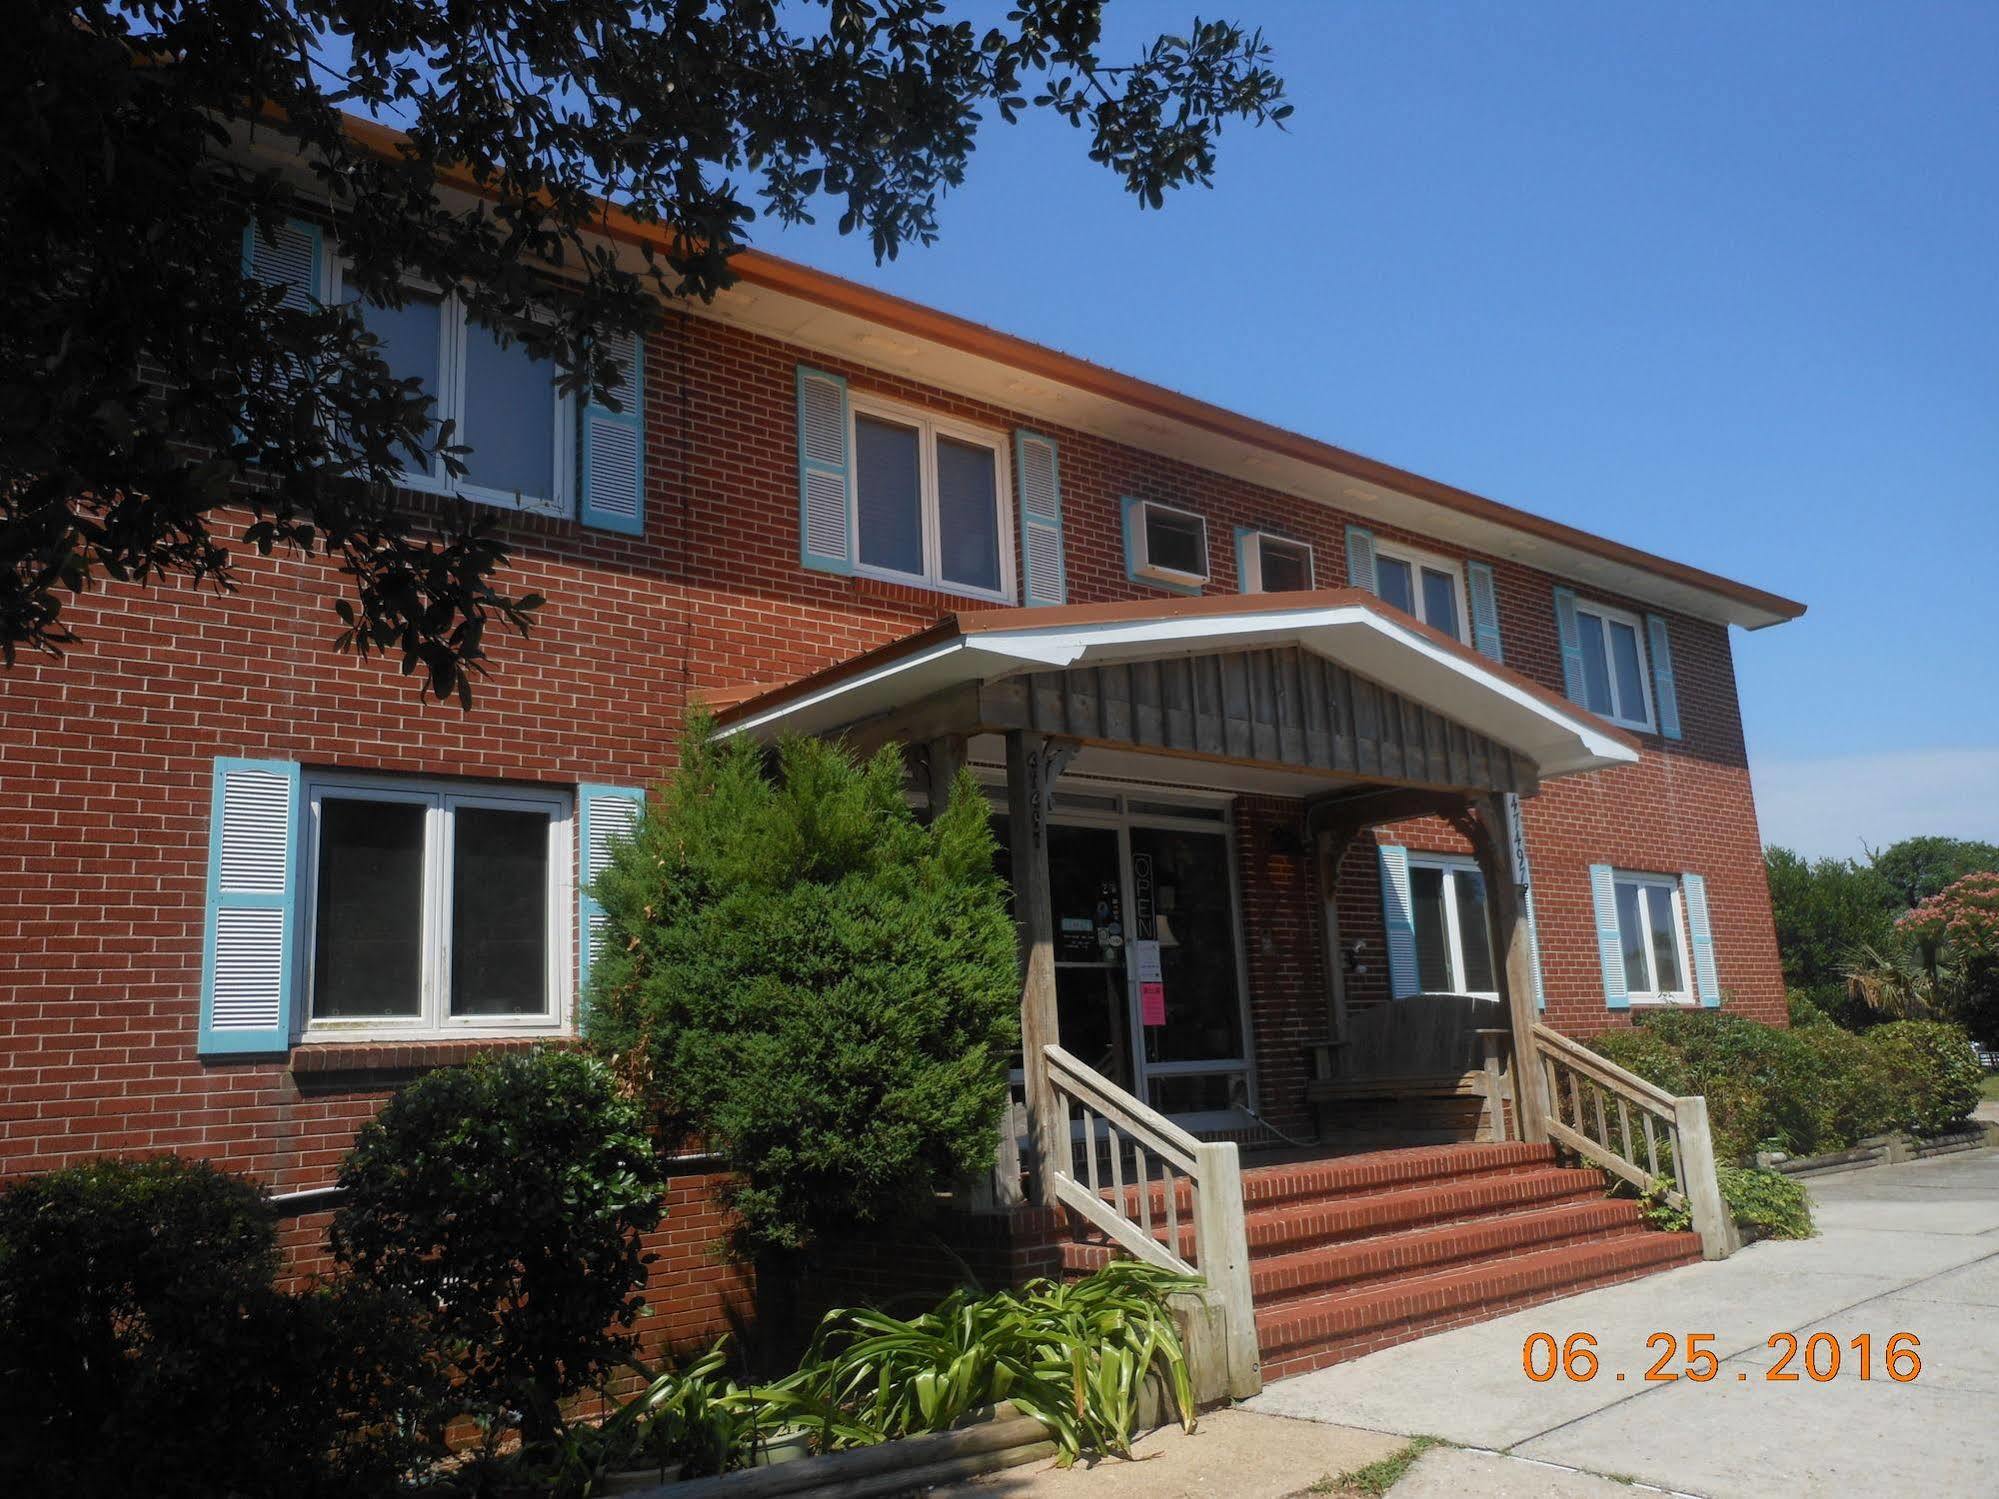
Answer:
[289, 1035, 574, 1077]
[1626, 997, 1696, 1008]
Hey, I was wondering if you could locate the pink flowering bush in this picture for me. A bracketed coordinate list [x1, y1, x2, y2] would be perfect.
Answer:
[1898, 871, 1999, 960]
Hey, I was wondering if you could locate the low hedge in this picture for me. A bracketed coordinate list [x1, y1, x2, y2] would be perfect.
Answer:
[1593, 1011, 1979, 1165]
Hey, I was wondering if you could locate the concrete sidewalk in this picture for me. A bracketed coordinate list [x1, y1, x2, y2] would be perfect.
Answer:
[1248, 1148, 1999, 1497]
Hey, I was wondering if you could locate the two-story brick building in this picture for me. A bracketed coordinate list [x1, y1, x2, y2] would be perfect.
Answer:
[0, 121, 1803, 1380]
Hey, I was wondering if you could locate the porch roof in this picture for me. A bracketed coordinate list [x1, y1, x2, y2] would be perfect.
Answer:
[712, 591, 1639, 788]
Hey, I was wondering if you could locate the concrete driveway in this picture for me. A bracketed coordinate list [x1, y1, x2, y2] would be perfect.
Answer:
[1247, 1148, 1999, 1497]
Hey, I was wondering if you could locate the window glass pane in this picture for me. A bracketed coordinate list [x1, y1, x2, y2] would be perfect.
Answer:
[855, 415, 923, 575]
[358, 292, 443, 473]
[1646, 885, 1684, 995]
[1452, 868, 1498, 993]
[1144, 508, 1207, 576]
[461, 320, 557, 501]
[1578, 612, 1615, 716]
[1609, 620, 1647, 722]
[1260, 539, 1311, 592]
[1129, 826, 1244, 1066]
[1376, 555, 1414, 614]
[1148, 1072, 1241, 1114]
[313, 799, 425, 1018]
[1421, 568, 1460, 639]
[1614, 880, 1649, 993]
[450, 806, 551, 1016]
[1410, 865, 1453, 993]
[936, 435, 1001, 592]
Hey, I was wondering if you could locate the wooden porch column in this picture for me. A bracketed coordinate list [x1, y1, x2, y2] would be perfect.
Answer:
[1475, 793, 1549, 1144]
[1006, 730, 1065, 1205]
[1313, 827, 1354, 1046]
[923, 735, 967, 816]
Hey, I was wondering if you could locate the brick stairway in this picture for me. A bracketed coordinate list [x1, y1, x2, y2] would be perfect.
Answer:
[1061, 1141, 1701, 1382]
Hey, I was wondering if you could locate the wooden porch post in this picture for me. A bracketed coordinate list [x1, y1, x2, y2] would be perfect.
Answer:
[1314, 827, 1354, 1045]
[1476, 793, 1549, 1144]
[1006, 730, 1065, 1205]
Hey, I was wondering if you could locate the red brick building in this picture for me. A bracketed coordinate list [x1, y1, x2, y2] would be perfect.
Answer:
[0, 140, 1802, 1373]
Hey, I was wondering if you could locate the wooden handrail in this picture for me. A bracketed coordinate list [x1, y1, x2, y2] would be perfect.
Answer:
[1532, 1023, 1678, 1113]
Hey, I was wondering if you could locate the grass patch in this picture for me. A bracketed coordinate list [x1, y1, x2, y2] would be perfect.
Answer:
[1309, 1435, 1450, 1497]
[1978, 1072, 1999, 1102]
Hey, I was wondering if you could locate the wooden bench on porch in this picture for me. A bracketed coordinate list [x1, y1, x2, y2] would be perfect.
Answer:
[1307, 993, 1514, 1144]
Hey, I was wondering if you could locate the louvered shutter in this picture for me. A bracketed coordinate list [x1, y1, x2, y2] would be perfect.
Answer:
[1589, 863, 1630, 1009]
[1467, 561, 1504, 662]
[198, 758, 300, 1055]
[579, 330, 646, 535]
[577, 784, 646, 1021]
[1378, 844, 1419, 999]
[796, 367, 853, 573]
[241, 219, 324, 310]
[1015, 431, 1066, 605]
[1646, 614, 1682, 740]
[1345, 526, 1379, 596]
[1553, 588, 1588, 703]
[1682, 872, 1721, 1007]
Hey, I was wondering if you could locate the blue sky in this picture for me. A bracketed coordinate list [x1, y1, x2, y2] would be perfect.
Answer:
[749, 2, 1998, 858]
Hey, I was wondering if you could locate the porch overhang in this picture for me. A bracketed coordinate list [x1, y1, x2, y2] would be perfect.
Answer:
[712, 591, 1638, 793]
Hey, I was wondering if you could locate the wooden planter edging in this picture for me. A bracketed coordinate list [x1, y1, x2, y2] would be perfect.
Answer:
[617, 1405, 1057, 1499]
[1757, 1122, 1999, 1179]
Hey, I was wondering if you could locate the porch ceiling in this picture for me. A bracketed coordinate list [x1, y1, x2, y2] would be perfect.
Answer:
[711, 590, 1640, 791]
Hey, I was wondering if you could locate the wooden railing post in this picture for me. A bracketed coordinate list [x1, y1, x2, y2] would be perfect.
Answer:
[1477, 794, 1547, 1143]
[1192, 1139, 1260, 1398]
[1673, 1095, 1739, 1261]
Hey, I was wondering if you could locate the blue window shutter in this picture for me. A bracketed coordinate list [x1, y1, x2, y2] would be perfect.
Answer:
[1683, 872, 1721, 1007]
[1378, 844, 1419, 998]
[1467, 561, 1504, 662]
[1345, 525, 1379, 596]
[1590, 863, 1630, 1010]
[199, 758, 300, 1056]
[577, 783, 647, 1023]
[579, 330, 646, 535]
[1553, 587, 1587, 703]
[796, 366, 853, 573]
[1015, 431, 1066, 605]
[1524, 887, 1547, 1012]
[241, 218, 325, 309]
[1646, 613, 1682, 740]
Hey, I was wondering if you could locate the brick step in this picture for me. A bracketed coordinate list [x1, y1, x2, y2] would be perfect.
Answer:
[1254, 1231, 1702, 1369]
[1060, 1164, 1614, 1272]
[1086, 1141, 1560, 1223]
[1245, 1197, 1651, 1310]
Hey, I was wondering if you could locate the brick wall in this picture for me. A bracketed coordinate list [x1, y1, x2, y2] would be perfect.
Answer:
[0, 300, 1786, 1341]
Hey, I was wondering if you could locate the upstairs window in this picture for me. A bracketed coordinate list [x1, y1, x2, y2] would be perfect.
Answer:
[1611, 871, 1691, 1003]
[1373, 542, 1466, 641]
[1572, 598, 1655, 731]
[1125, 499, 1211, 590]
[1238, 530, 1315, 593]
[851, 394, 1012, 600]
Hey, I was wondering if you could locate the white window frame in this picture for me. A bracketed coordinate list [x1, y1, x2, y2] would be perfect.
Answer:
[848, 390, 1015, 602]
[1407, 853, 1499, 1000]
[1128, 500, 1212, 589]
[298, 772, 573, 1042]
[1239, 530, 1315, 593]
[330, 259, 576, 519]
[1573, 597, 1657, 732]
[1373, 541, 1470, 642]
[1614, 870, 1694, 1005]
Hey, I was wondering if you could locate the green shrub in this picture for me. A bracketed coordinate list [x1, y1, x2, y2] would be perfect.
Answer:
[333, 1049, 665, 1444]
[587, 722, 1020, 1257]
[1717, 1166, 1814, 1239]
[1863, 1021, 1982, 1135]
[0, 1155, 431, 1497]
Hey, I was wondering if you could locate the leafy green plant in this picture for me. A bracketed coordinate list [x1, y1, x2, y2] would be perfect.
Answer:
[1634, 1175, 1692, 1233]
[1864, 1021, 1983, 1135]
[587, 720, 1020, 1256]
[600, 1338, 765, 1480]
[1717, 1167, 1813, 1240]
[769, 1262, 1202, 1464]
[0, 1155, 434, 1497]
[332, 1049, 666, 1445]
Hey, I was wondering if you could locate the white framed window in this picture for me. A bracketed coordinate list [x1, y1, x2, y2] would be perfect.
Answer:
[1572, 598, 1656, 731]
[1126, 499, 1211, 589]
[1239, 530, 1314, 593]
[334, 264, 576, 518]
[1612, 871, 1692, 1004]
[1373, 542, 1467, 641]
[300, 772, 572, 1040]
[849, 391, 1014, 600]
[1407, 854, 1499, 997]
